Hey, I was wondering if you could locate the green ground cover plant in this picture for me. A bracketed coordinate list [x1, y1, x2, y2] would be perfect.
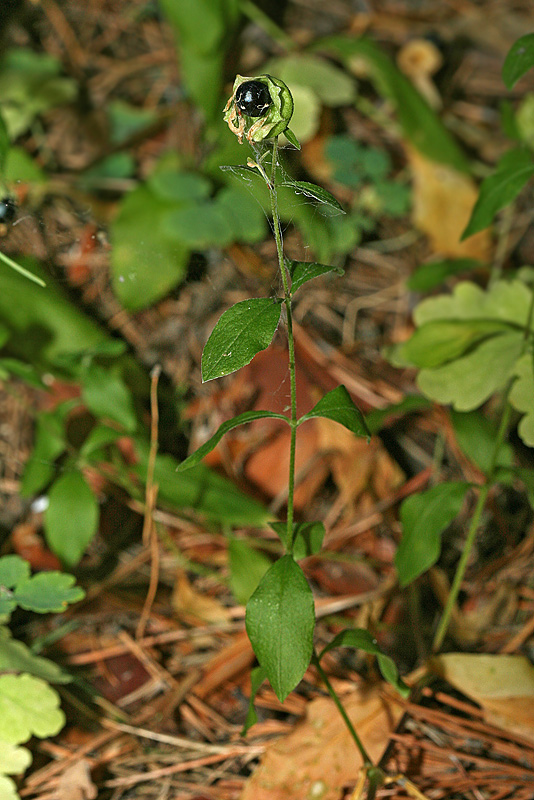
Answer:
[388, 32, 534, 651]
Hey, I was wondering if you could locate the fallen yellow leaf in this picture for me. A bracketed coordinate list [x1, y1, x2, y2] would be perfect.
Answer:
[430, 653, 534, 743]
[241, 686, 401, 800]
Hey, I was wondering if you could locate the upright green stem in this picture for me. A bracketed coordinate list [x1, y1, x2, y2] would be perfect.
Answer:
[268, 137, 298, 548]
[433, 288, 534, 652]
[432, 391, 512, 652]
[312, 651, 376, 769]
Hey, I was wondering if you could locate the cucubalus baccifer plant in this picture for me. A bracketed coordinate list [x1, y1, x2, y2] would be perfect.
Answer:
[178, 74, 409, 791]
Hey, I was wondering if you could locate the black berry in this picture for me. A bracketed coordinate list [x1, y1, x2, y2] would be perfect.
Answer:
[235, 80, 271, 118]
[0, 197, 16, 224]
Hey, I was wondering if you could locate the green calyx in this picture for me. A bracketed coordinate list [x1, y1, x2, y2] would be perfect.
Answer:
[223, 74, 297, 145]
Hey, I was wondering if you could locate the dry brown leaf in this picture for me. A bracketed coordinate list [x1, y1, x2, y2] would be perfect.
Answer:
[430, 653, 534, 743]
[241, 686, 401, 800]
[408, 147, 491, 260]
[57, 760, 97, 800]
[316, 418, 404, 505]
[171, 570, 231, 624]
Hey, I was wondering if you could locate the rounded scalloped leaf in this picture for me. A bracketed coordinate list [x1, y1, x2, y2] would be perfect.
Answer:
[13, 572, 85, 614]
[0, 775, 19, 800]
[509, 352, 534, 447]
[0, 674, 65, 745]
[416, 332, 523, 411]
[0, 741, 32, 774]
[414, 279, 533, 327]
[0, 556, 30, 589]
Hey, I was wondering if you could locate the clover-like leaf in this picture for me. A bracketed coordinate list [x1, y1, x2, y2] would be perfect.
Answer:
[417, 332, 523, 411]
[246, 555, 315, 701]
[14, 572, 85, 614]
[503, 33, 534, 89]
[318, 628, 409, 697]
[414, 280, 534, 327]
[0, 674, 65, 745]
[509, 353, 534, 447]
[298, 385, 370, 439]
[0, 557, 30, 589]
[0, 741, 32, 775]
[202, 298, 282, 382]
[0, 775, 19, 800]
[395, 483, 471, 586]
[399, 319, 514, 368]
[390, 280, 532, 412]
[287, 258, 344, 294]
[177, 410, 289, 471]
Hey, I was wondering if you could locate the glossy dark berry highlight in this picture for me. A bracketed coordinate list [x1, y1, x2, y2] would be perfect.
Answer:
[235, 80, 271, 117]
[0, 197, 17, 224]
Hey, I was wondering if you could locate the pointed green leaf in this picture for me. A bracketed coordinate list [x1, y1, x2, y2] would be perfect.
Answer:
[177, 410, 289, 472]
[242, 665, 267, 735]
[82, 364, 137, 432]
[0, 627, 71, 683]
[0, 674, 65, 745]
[246, 555, 315, 701]
[315, 36, 469, 172]
[503, 34, 534, 89]
[450, 409, 513, 474]
[269, 521, 325, 559]
[283, 128, 301, 150]
[365, 395, 432, 435]
[279, 180, 344, 214]
[20, 408, 68, 497]
[462, 148, 534, 239]
[14, 572, 84, 613]
[228, 539, 272, 605]
[318, 628, 409, 697]
[134, 440, 270, 527]
[202, 298, 282, 382]
[298, 385, 370, 439]
[0, 557, 30, 589]
[407, 259, 481, 292]
[44, 471, 99, 567]
[395, 483, 471, 586]
[287, 258, 344, 294]
[80, 424, 122, 459]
